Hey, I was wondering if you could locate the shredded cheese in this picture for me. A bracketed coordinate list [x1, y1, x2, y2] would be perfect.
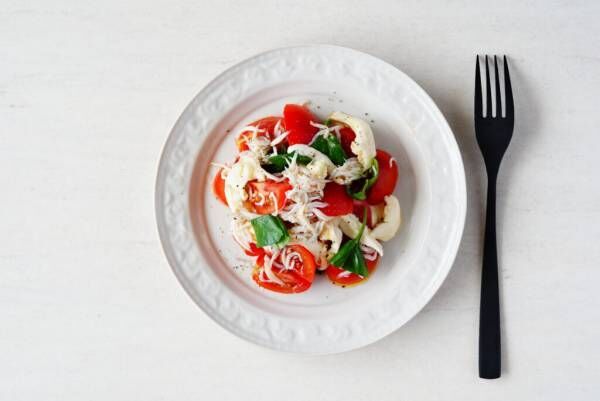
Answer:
[307, 122, 344, 145]
[282, 248, 301, 271]
[239, 125, 266, 137]
[361, 243, 379, 261]
[261, 249, 284, 284]
[231, 215, 255, 251]
[330, 158, 362, 185]
[270, 131, 289, 146]
[273, 119, 284, 136]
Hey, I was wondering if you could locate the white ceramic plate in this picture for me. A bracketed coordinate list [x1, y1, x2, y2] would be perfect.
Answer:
[156, 45, 466, 354]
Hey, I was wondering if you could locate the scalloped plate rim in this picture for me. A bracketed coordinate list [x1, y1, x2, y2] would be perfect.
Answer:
[155, 45, 467, 354]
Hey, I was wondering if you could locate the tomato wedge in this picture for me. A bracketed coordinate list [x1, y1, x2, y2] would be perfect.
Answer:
[236, 116, 283, 152]
[318, 183, 353, 216]
[326, 253, 379, 286]
[244, 180, 292, 215]
[252, 245, 317, 293]
[339, 126, 356, 155]
[244, 243, 266, 267]
[367, 149, 399, 205]
[352, 200, 382, 228]
[212, 168, 228, 205]
[283, 104, 320, 145]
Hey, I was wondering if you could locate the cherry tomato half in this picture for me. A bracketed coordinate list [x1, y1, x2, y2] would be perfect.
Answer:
[339, 126, 356, 156]
[244, 180, 292, 215]
[283, 104, 320, 145]
[236, 116, 283, 152]
[212, 168, 228, 205]
[318, 183, 353, 216]
[326, 253, 379, 286]
[367, 149, 399, 205]
[352, 200, 382, 228]
[252, 245, 317, 294]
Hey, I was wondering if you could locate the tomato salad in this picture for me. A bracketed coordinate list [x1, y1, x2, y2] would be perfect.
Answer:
[212, 103, 401, 294]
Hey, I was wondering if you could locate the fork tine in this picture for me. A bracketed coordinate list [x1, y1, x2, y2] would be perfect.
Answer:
[475, 55, 482, 118]
[485, 55, 492, 118]
[503, 55, 514, 119]
[494, 55, 501, 117]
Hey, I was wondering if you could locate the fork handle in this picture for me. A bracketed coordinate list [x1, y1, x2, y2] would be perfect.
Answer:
[479, 175, 501, 379]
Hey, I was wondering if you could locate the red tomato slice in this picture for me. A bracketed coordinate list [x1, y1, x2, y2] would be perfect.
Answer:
[236, 116, 283, 152]
[212, 168, 228, 205]
[244, 243, 265, 257]
[252, 271, 309, 294]
[244, 243, 266, 266]
[352, 200, 380, 228]
[252, 245, 317, 294]
[283, 104, 320, 145]
[318, 183, 353, 216]
[244, 180, 292, 215]
[339, 126, 356, 155]
[367, 149, 399, 205]
[290, 244, 317, 284]
[326, 253, 379, 286]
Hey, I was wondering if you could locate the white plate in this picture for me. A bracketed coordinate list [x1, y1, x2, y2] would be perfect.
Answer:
[155, 45, 466, 354]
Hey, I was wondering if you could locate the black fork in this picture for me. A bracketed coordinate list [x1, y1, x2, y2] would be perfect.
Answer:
[475, 55, 514, 379]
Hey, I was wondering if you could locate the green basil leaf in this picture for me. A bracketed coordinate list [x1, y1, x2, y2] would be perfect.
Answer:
[329, 239, 356, 267]
[365, 158, 379, 188]
[310, 134, 347, 166]
[344, 245, 369, 277]
[264, 152, 311, 173]
[346, 159, 379, 200]
[346, 183, 367, 200]
[356, 211, 367, 238]
[310, 135, 330, 155]
[328, 213, 367, 274]
[274, 235, 289, 248]
[325, 136, 346, 166]
[251, 215, 289, 248]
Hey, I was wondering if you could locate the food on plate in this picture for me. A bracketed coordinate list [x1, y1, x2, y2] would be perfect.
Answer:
[211, 103, 400, 293]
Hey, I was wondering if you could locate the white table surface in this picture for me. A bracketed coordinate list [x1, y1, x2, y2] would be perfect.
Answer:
[2, 1, 599, 399]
